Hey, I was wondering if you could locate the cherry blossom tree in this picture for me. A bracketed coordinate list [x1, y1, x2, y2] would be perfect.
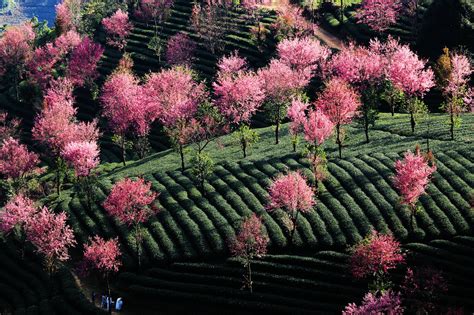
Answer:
[229, 214, 269, 293]
[259, 59, 309, 144]
[267, 171, 314, 246]
[26, 206, 76, 275]
[393, 149, 436, 229]
[0, 138, 41, 194]
[277, 37, 330, 76]
[287, 97, 309, 152]
[386, 41, 435, 132]
[81, 236, 121, 298]
[144, 67, 207, 170]
[55, 0, 82, 34]
[0, 111, 21, 142]
[191, 3, 229, 54]
[356, 0, 402, 32]
[0, 23, 35, 100]
[303, 109, 334, 189]
[436, 51, 473, 139]
[165, 32, 196, 67]
[102, 9, 133, 51]
[213, 55, 265, 158]
[317, 78, 361, 158]
[343, 290, 404, 315]
[327, 42, 385, 143]
[350, 231, 405, 291]
[0, 194, 36, 236]
[103, 177, 158, 267]
[67, 37, 104, 88]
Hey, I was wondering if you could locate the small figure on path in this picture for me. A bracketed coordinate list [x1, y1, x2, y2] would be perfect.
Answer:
[116, 297, 123, 312]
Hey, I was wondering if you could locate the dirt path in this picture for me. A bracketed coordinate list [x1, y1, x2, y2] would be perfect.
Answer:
[313, 25, 344, 50]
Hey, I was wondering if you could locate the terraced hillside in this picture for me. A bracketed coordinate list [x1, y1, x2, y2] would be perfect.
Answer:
[0, 239, 102, 314]
[115, 236, 474, 314]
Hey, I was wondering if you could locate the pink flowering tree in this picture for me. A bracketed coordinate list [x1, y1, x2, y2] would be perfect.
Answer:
[67, 37, 105, 88]
[0, 138, 41, 193]
[33, 78, 100, 194]
[350, 231, 405, 291]
[327, 42, 385, 143]
[393, 149, 436, 229]
[402, 266, 448, 313]
[191, 3, 229, 54]
[165, 32, 196, 67]
[287, 97, 309, 152]
[267, 171, 314, 246]
[0, 194, 37, 238]
[55, 0, 82, 34]
[81, 236, 122, 298]
[102, 9, 133, 51]
[438, 52, 473, 139]
[213, 54, 265, 158]
[317, 78, 361, 158]
[386, 41, 435, 133]
[229, 214, 269, 293]
[61, 140, 100, 210]
[26, 206, 76, 275]
[0, 23, 35, 100]
[356, 0, 402, 32]
[343, 290, 404, 315]
[103, 177, 158, 267]
[0, 111, 21, 142]
[302, 109, 334, 189]
[144, 67, 207, 170]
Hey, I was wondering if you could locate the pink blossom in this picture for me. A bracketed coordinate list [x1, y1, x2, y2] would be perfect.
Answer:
[356, 0, 402, 32]
[445, 53, 472, 96]
[216, 52, 248, 79]
[26, 206, 76, 263]
[277, 37, 330, 75]
[61, 141, 100, 177]
[229, 213, 269, 259]
[393, 150, 436, 208]
[67, 37, 104, 87]
[165, 32, 196, 67]
[350, 231, 405, 279]
[267, 171, 314, 214]
[317, 78, 361, 125]
[287, 98, 309, 135]
[343, 290, 404, 315]
[144, 67, 207, 128]
[0, 194, 36, 235]
[137, 0, 174, 21]
[102, 9, 133, 50]
[0, 137, 40, 180]
[55, 0, 81, 34]
[82, 236, 122, 274]
[0, 111, 21, 142]
[103, 177, 158, 226]
[303, 110, 334, 146]
[213, 71, 265, 124]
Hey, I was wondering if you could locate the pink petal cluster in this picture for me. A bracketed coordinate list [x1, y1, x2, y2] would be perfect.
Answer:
[144, 67, 207, 128]
[445, 53, 473, 103]
[67, 37, 104, 87]
[213, 67, 265, 125]
[216, 52, 248, 79]
[386, 43, 435, 97]
[83, 236, 122, 274]
[327, 42, 385, 86]
[271, 5, 315, 38]
[165, 32, 196, 67]
[277, 37, 330, 74]
[103, 177, 158, 226]
[137, 0, 174, 21]
[229, 213, 269, 259]
[0, 111, 21, 142]
[303, 110, 334, 145]
[267, 171, 315, 213]
[102, 9, 133, 50]
[0, 194, 36, 234]
[55, 0, 81, 34]
[317, 78, 361, 126]
[356, 0, 402, 32]
[393, 150, 436, 207]
[33, 78, 100, 153]
[0, 137, 40, 180]
[287, 98, 309, 135]
[0, 23, 35, 76]
[350, 231, 405, 279]
[26, 206, 76, 262]
[101, 71, 150, 136]
[61, 141, 100, 177]
[343, 290, 404, 315]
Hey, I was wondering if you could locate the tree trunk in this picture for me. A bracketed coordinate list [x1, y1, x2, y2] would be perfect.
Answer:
[135, 225, 141, 268]
[247, 259, 253, 294]
[364, 111, 370, 143]
[241, 136, 247, 158]
[336, 124, 342, 159]
[450, 111, 454, 140]
[275, 109, 280, 145]
[120, 137, 126, 166]
[410, 111, 416, 133]
[292, 141, 296, 152]
[391, 104, 395, 116]
[106, 273, 111, 313]
[289, 211, 300, 247]
[179, 144, 185, 171]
